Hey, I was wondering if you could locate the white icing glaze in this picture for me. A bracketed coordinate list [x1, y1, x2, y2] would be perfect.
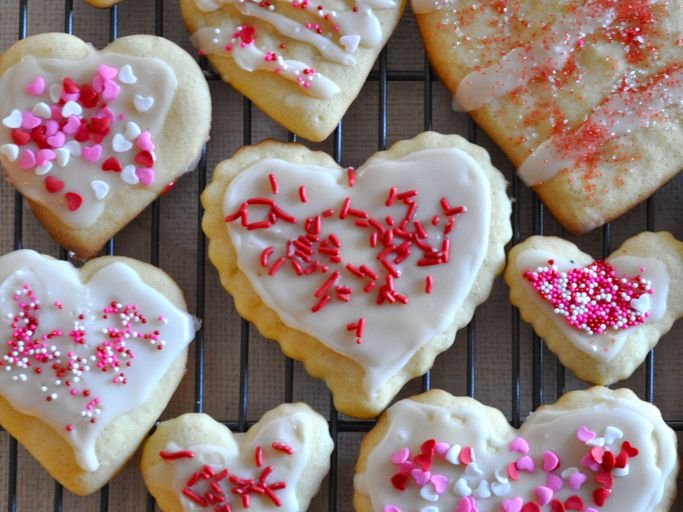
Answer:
[517, 67, 683, 185]
[516, 249, 669, 361]
[223, 148, 491, 396]
[355, 392, 676, 511]
[454, 0, 617, 112]
[0, 51, 178, 228]
[0, 250, 195, 471]
[191, 0, 396, 99]
[148, 411, 314, 510]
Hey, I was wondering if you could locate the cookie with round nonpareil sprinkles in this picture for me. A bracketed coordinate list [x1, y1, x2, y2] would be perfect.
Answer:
[505, 232, 683, 385]
[354, 387, 678, 512]
[413, 0, 682, 234]
[0, 250, 197, 495]
[141, 403, 333, 511]
[0, 33, 211, 258]
[180, 0, 405, 141]
[201, 132, 512, 417]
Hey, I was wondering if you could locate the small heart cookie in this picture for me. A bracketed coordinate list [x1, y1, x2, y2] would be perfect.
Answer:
[202, 132, 511, 417]
[141, 403, 333, 511]
[354, 387, 678, 511]
[414, 0, 682, 233]
[180, 0, 405, 141]
[0, 33, 211, 258]
[505, 232, 683, 385]
[0, 250, 197, 495]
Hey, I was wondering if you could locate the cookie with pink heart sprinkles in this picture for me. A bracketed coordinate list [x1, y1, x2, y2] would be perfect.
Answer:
[0, 33, 211, 258]
[141, 403, 333, 511]
[201, 132, 512, 417]
[0, 250, 197, 495]
[354, 387, 678, 512]
[413, 0, 682, 234]
[505, 232, 683, 385]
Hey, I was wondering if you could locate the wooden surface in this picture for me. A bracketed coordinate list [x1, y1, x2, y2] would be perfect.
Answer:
[0, 0, 681, 510]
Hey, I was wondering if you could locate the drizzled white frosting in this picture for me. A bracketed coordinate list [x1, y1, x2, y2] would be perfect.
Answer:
[355, 392, 676, 511]
[516, 249, 669, 361]
[147, 410, 317, 511]
[0, 250, 195, 471]
[224, 148, 491, 395]
[191, 0, 396, 98]
[0, 51, 177, 228]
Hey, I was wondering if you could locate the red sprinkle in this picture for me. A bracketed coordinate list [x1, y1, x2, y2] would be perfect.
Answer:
[160, 450, 195, 460]
[268, 173, 279, 194]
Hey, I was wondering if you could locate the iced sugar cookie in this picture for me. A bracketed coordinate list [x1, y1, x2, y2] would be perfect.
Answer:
[354, 388, 678, 511]
[505, 232, 683, 385]
[142, 403, 333, 511]
[180, 0, 405, 141]
[0, 250, 197, 495]
[202, 132, 511, 417]
[414, 0, 682, 233]
[0, 33, 211, 258]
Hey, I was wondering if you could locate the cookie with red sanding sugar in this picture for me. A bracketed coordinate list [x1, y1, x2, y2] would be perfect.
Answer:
[0, 249, 197, 495]
[354, 387, 678, 512]
[141, 403, 333, 511]
[179, 0, 405, 142]
[0, 33, 211, 259]
[505, 232, 683, 385]
[413, 0, 683, 234]
[201, 132, 512, 418]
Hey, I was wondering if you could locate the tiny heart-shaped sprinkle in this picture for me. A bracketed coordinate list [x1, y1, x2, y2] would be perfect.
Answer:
[118, 64, 138, 84]
[516, 455, 535, 472]
[81, 144, 103, 163]
[564, 495, 585, 510]
[135, 130, 155, 151]
[464, 461, 483, 479]
[79, 84, 99, 108]
[430, 473, 448, 494]
[25, 76, 45, 96]
[590, 446, 604, 464]
[445, 444, 461, 464]
[63, 140, 81, 157]
[384, 507, 401, 512]
[44, 175, 64, 193]
[339, 34, 361, 53]
[621, 441, 639, 457]
[19, 149, 36, 170]
[89, 116, 111, 135]
[502, 497, 523, 512]
[121, 164, 139, 185]
[473, 479, 491, 499]
[62, 76, 80, 94]
[546, 473, 563, 492]
[21, 111, 41, 130]
[593, 487, 611, 507]
[411, 468, 431, 486]
[36, 149, 55, 166]
[0, 143, 19, 161]
[521, 503, 541, 512]
[98, 63, 118, 80]
[413, 453, 432, 471]
[101, 79, 121, 101]
[55, 148, 70, 167]
[65, 192, 83, 211]
[580, 454, 600, 472]
[134, 150, 155, 167]
[614, 452, 628, 469]
[434, 441, 450, 458]
[491, 480, 511, 496]
[543, 450, 560, 472]
[550, 500, 566, 512]
[11, 129, 30, 146]
[629, 294, 650, 313]
[48, 83, 62, 102]
[32, 102, 52, 119]
[603, 426, 623, 446]
[455, 497, 473, 512]
[389, 447, 409, 464]
[35, 161, 53, 176]
[133, 94, 154, 112]
[601, 451, 616, 471]
[510, 437, 530, 453]
[102, 157, 123, 173]
[46, 132, 66, 149]
[391, 473, 408, 491]
[2, 109, 23, 128]
[508, 462, 520, 480]
[568, 471, 587, 490]
[112, 133, 133, 153]
[420, 439, 436, 457]
[44, 120, 59, 136]
[595, 471, 613, 489]
[577, 425, 597, 443]
[61, 100, 83, 117]
[453, 478, 472, 497]
[585, 437, 605, 448]
[90, 180, 110, 200]
[534, 485, 554, 506]
[459, 446, 473, 465]
[421, 507, 438, 512]
[125, 121, 141, 140]
[63, 115, 81, 134]
[419, 483, 439, 502]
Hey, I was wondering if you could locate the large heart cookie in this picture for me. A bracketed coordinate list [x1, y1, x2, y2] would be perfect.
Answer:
[202, 132, 511, 417]
[354, 387, 678, 511]
[413, 0, 682, 234]
[141, 403, 334, 511]
[180, 0, 405, 141]
[505, 232, 683, 385]
[0, 250, 196, 495]
[0, 33, 211, 258]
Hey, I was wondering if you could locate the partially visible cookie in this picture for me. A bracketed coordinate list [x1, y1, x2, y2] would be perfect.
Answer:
[354, 387, 678, 511]
[180, 0, 405, 141]
[202, 132, 511, 417]
[414, 0, 682, 233]
[85, 0, 122, 7]
[141, 403, 333, 511]
[0, 33, 211, 258]
[505, 232, 683, 385]
[0, 250, 197, 495]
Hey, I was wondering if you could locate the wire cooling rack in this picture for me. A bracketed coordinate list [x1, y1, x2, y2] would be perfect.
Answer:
[0, 0, 681, 510]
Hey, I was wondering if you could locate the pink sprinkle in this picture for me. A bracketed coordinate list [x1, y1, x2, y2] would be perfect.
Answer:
[25, 76, 46, 96]
[101, 79, 120, 101]
[434, 441, 449, 458]
[44, 120, 60, 136]
[577, 425, 596, 443]
[136, 131, 155, 152]
[502, 498, 523, 512]
[383, 507, 401, 512]
[410, 468, 431, 486]
[46, 132, 66, 149]
[36, 149, 56, 166]
[19, 149, 36, 170]
[534, 486, 553, 506]
[63, 115, 81, 134]
[515, 455, 535, 472]
[98, 64, 118, 80]
[542, 450, 560, 472]
[546, 473, 563, 492]
[456, 497, 476, 512]
[390, 447, 409, 464]
[136, 168, 155, 186]
[81, 144, 102, 163]
[509, 437, 529, 453]
[430, 474, 448, 494]
[568, 471, 588, 489]
[21, 111, 41, 130]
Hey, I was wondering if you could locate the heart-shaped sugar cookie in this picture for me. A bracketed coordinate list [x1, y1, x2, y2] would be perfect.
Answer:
[0, 250, 196, 495]
[505, 232, 683, 385]
[202, 132, 511, 417]
[180, 0, 405, 141]
[0, 33, 211, 258]
[414, 0, 682, 234]
[141, 403, 334, 511]
[354, 387, 678, 511]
